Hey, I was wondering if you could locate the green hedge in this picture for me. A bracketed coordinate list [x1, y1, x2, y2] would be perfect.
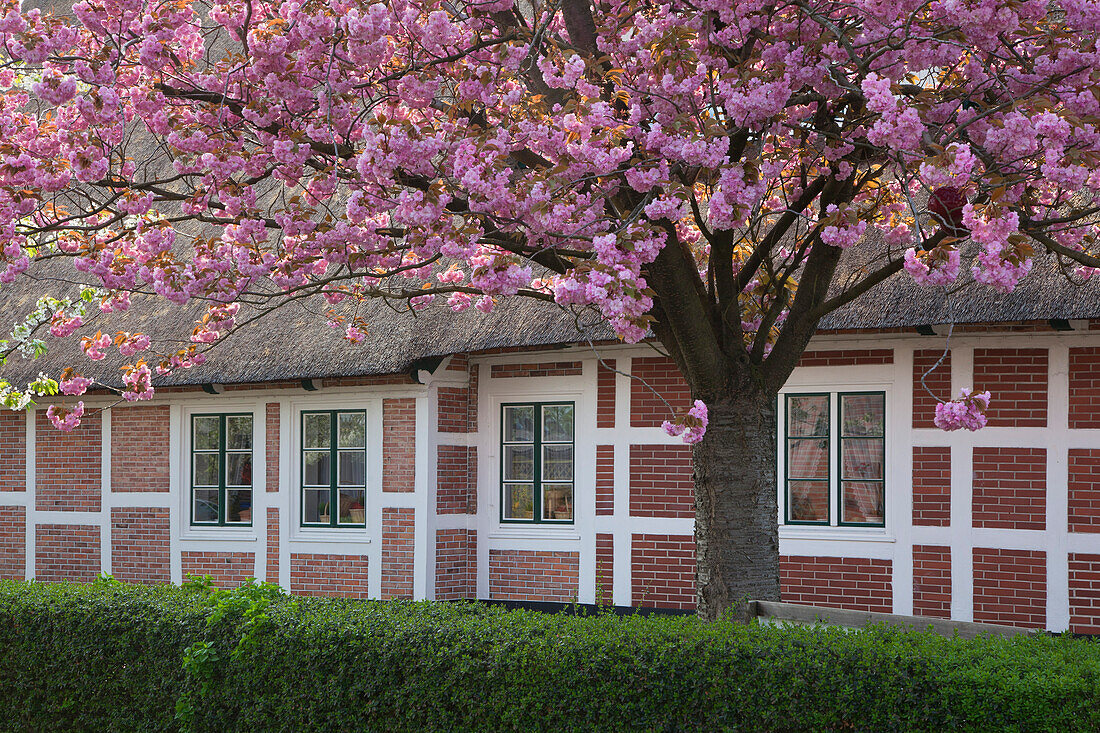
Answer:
[0, 579, 1097, 732]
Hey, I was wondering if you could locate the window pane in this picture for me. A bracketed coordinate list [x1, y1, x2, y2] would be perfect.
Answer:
[303, 488, 330, 524]
[504, 445, 534, 481]
[338, 450, 365, 487]
[338, 489, 365, 525]
[193, 489, 219, 523]
[542, 404, 573, 442]
[842, 481, 884, 524]
[542, 444, 573, 481]
[304, 413, 330, 449]
[787, 395, 828, 437]
[193, 453, 220, 487]
[226, 489, 252, 524]
[841, 439, 884, 480]
[504, 406, 534, 443]
[226, 453, 253, 487]
[788, 481, 829, 522]
[543, 483, 573, 520]
[303, 451, 331, 486]
[841, 394, 884, 437]
[226, 415, 253, 450]
[338, 412, 365, 449]
[193, 416, 220, 451]
[504, 484, 534, 520]
[787, 438, 828, 480]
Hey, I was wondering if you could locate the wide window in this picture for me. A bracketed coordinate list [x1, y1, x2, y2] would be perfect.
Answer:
[301, 410, 366, 528]
[501, 402, 574, 523]
[191, 413, 254, 526]
[784, 392, 885, 527]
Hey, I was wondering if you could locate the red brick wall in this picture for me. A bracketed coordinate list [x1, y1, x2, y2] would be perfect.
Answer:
[290, 553, 370, 598]
[435, 528, 476, 600]
[110, 508, 169, 584]
[266, 507, 280, 584]
[437, 445, 476, 514]
[1069, 553, 1100, 634]
[0, 412, 25, 492]
[181, 551, 255, 589]
[797, 349, 893, 368]
[596, 533, 613, 606]
[972, 448, 1046, 530]
[111, 406, 170, 492]
[490, 361, 582, 378]
[630, 356, 691, 428]
[1068, 449, 1100, 533]
[972, 348, 1048, 427]
[0, 506, 25, 579]
[629, 445, 694, 518]
[36, 409, 101, 512]
[913, 349, 951, 428]
[780, 556, 893, 613]
[1069, 347, 1100, 428]
[631, 534, 695, 610]
[383, 398, 416, 492]
[36, 524, 100, 582]
[913, 447, 951, 526]
[266, 402, 280, 492]
[912, 545, 951, 619]
[596, 445, 614, 516]
[438, 386, 469, 433]
[972, 548, 1046, 628]
[468, 365, 479, 431]
[489, 549, 579, 602]
[381, 508, 414, 599]
[597, 359, 616, 428]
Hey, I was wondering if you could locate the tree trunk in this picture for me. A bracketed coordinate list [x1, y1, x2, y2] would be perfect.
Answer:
[694, 387, 780, 621]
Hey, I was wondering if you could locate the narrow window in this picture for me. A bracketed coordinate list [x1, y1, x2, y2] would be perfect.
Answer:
[501, 402, 574, 523]
[301, 410, 366, 528]
[191, 413, 254, 526]
[785, 394, 830, 524]
[839, 392, 886, 526]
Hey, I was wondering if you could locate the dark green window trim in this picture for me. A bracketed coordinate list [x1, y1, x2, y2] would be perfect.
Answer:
[300, 410, 367, 529]
[837, 391, 886, 528]
[783, 393, 831, 526]
[500, 402, 575, 524]
[190, 413, 254, 527]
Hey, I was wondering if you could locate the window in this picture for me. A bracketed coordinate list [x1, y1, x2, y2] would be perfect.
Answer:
[301, 410, 366, 528]
[501, 402, 574, 523]
[783, 392, 885, 527]
[191, 413, 254, 526]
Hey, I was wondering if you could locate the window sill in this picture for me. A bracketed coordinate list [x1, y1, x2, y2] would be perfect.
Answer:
[290, 529, 373, 544]
[779, 527, 896, 543]
[180, 528, 258, 542]
[489, 527, 581, 541]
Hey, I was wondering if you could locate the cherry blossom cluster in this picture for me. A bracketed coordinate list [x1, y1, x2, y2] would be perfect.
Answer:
[934, 388, 992, 432]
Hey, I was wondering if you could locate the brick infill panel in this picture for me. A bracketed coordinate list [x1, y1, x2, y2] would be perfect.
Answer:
[0, 506, 25, 579]
[437, 385, 470, 433]
[381, 508, 415, 599]
[912, 545, 951, 619]
[796, 349, 893, 368]
[0, 412, 25, 492]
[181, 551, 255, 589]
[111, 507, 170, 584]
[266, 403, 280, 492]
[596, 359, 616, 428]
[631, 534, 695, 610]
[111, 405, 170, 492]
[972, 447, 1046, 530]
[913, 349, 951, 429]
[972, 548, 1046, 629]
[383, 398, 416, 492]
[436, 528, 476, 601]
[629, 445, 694, 518]
[596, 445, 614, 516]
[780, 555, 893, 613]
[36, 409, 101, 512]
[630, 356, 691, 428]
[36, 524, 100, 582]
[266, 507, 280, 584]
[1069, 553, 1100, 634]
[1069, 449, 1100, 533]
[913, 447, 951, 527]
[489, 549, 579, 602]
[1069, 347, 1100, 428]
[437, 445, 476, 515]
[290, 553, 370, 598]
[972, 348, 1048, 427]
[489, 361, 583, 379]
[596, 533, 614, 606]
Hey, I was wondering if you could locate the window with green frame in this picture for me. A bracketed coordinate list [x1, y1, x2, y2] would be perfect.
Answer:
[191, 413, 254, 526]
[501, 402, 574, 523]
[301, 410, 366, 528]
[784, 392, 885, 527]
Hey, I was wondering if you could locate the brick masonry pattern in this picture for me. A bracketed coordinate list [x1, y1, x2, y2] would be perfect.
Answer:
[629, 445, 694, 518]
[489, 549, 579, 602]
[780, 556, 893, 613]
[266, 403, 280, 492]
[290, 553, 370, 598]
[1069, 553, 1100, 634]
[436, 528, 476, 600]
[382, 508, 415, 599]
[972, 548, 1046, 628]
[595, 445, 614, 516]
[596, 359, 616, 428]
[36, 524, 100, 582]
[36, 409, 101, 512]
[1068, 449, 1100, 533]
[796, 349, 894, 367]
[490, 361, 583, 378]
[630, 356, 691, 428]
[972, 348, 1048, 427]
[631, 534, 695, 610]
[1069, 347, 1100, 428]
[111, 507, 170, 584]
[266, 507, 280, 584]
[0, 506, 25, 579]
[382, 398, 416, 492]
[912, 545, 951, 619]
[972, 447, 1046, 530]
[181, 551, 255, 589]
[596, 533, 613, 606]
[912, 447, 951, 526]
[111, 406, 170, 492]
[912, 349, 951, 429]
[437, 445, 476, 514]
[0, 412, 24, 492]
